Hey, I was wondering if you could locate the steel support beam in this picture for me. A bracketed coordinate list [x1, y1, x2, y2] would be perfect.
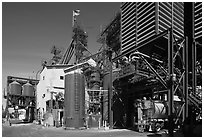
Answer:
[138, 55, 168, 89]
[174, 72, 184, 95]
[168, 28, 174, 137]
[184, 36, 189, 119]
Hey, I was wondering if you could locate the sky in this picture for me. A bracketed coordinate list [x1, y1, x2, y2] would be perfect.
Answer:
[2, 2, 121, 92]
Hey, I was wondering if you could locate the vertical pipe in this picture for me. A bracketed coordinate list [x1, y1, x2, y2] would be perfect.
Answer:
[182, 40, 185, 122]
[168, 28, 174, 136]
[167, 3, 174, 136]
[109, 54, 113, 128]
[6, 76, 10, 121]
[191, 3, 196, 132]
[183, 36, 189, 121]
[192, 2, 196, 99]
[192, 41, 196, 97]
[185, 37, 189, 118]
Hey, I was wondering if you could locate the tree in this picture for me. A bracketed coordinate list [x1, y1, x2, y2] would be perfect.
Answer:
[50, 45, 64, 65]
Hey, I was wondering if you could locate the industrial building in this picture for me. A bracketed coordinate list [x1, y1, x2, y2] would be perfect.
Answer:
[4, 2, 202, 137]
[36, 64, 72, 113]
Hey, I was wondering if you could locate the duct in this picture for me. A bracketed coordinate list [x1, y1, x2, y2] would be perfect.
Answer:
[64, 58, 96, 74]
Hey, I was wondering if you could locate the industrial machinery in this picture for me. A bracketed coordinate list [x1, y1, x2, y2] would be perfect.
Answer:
[134, 96, 183, 132]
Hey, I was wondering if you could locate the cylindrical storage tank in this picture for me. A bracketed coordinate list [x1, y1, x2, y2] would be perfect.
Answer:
[22, 82, 34, 96]
[9, 81, 21, 95]
[64, 70, 85, 129]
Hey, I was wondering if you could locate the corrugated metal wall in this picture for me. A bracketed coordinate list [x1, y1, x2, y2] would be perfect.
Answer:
[121, 2, 137, 54]
[137, 2, 156, 45]
[121, 2, 184, 55]
[158, 2, 184, 39]
[194, 2, 202, 41]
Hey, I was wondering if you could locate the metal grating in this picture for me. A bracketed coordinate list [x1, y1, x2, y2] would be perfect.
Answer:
[121, 2, 184, 55]
[194, 2, 202, 41]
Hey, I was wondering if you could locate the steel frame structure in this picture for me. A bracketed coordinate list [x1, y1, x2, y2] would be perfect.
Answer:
[113, 28, 189, 136]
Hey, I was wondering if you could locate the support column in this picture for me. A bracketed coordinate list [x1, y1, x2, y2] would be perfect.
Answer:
[184, 36, 189, 119]
[168, 28, 174, 137]
[192, 42, 196, 98]
[6, 77, 10, 121]
[109, 53, 113, 129]
[192, 2, 196, 97]
[50, 92, 53, 113]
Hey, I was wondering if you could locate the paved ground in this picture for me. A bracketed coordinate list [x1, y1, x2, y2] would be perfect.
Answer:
[2, 123, 162, 137]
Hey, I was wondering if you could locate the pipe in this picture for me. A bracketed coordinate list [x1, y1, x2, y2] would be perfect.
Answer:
[109, 53, 113, 129]
[184, 36, 189, 119]
[130, 51, 167, 89]
[168, 28, 174, 137]
[129, 51, 163, 64]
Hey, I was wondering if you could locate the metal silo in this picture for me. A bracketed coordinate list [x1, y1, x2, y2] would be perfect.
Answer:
[22, 82, 34, 96]
[9, 81, 21, 95]
[64, 70, 85, 129]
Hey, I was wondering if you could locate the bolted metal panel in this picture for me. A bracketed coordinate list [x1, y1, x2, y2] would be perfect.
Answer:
[9, 81, 22, 95]
[22, 82, 34, 96]
[64, 72, 85, 128]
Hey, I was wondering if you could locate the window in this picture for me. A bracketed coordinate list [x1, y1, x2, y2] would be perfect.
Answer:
[43, 76, 45, 80]
[60, 76, 64, 80]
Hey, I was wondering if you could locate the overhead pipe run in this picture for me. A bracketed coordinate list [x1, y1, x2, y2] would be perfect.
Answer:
[129, 51, 167, 89]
